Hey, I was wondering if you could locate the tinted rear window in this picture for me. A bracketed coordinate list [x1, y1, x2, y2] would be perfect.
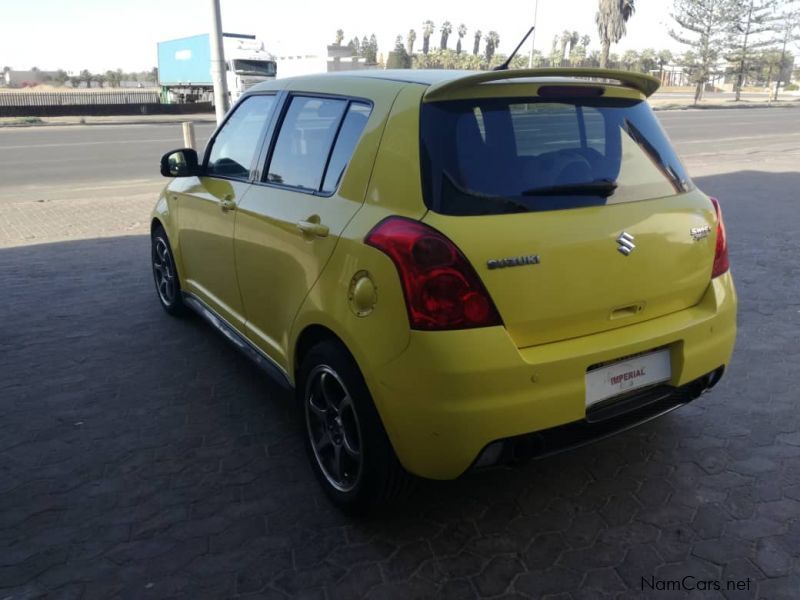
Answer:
[420, 97, 692, 215]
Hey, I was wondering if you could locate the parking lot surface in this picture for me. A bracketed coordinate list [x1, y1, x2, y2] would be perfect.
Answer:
[1, 128, 800, 596]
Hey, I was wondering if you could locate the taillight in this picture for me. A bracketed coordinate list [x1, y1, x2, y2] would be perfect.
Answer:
[710, 197, 729, 278]
[365, 217, 502, 330]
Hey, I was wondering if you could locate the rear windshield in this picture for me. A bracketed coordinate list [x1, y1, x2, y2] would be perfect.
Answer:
[420, 97, 692, 215]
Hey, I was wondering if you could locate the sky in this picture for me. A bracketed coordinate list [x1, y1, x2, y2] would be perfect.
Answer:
[0, 0, 683, 73]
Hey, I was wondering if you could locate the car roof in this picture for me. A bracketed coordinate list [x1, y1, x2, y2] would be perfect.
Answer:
[247, 68, 660, 98]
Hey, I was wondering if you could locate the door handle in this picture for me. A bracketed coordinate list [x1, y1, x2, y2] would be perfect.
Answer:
[296, 219, 329, 238]
[220, 195, 236, 212]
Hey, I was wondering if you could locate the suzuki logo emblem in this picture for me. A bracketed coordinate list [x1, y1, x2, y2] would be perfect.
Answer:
[617, 232, 636, 256]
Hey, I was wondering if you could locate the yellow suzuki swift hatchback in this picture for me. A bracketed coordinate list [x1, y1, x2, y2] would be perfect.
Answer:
[152, 68, 736, 511]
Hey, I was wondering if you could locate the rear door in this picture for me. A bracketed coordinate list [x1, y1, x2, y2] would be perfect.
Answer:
[419, 92, 717, 347]
[234, 92, 379, 369]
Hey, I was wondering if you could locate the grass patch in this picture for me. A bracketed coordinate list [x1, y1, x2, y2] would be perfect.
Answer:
[0, 116, 45, 127]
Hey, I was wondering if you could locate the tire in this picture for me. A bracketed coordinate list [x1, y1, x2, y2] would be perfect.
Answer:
[298, 340, 413, 513]
[151, 225, 188, 317]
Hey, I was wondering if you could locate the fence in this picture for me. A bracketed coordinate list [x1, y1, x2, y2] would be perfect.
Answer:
[0, 88, 213, 117]
[0, 88, 161, 107]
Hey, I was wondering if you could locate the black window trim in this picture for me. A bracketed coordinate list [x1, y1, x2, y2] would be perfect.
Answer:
[252, 91, 374, 198]
[201, 91, 282, 184]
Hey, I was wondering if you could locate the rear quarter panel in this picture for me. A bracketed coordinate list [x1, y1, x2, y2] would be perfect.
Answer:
[287, 81, 428, 384]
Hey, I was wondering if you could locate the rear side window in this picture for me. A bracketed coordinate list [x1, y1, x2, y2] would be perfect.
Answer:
[265, 97, 371, 193]
[206, 94, 277, 180]
[321, 103, 371, 193]
[420, 97, 691, 215]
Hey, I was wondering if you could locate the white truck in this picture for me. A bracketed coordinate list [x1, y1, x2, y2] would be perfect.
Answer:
[157, 33, 277, 104]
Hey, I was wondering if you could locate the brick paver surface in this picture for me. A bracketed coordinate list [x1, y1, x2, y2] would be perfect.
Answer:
[0, 194, 153, 248]
[1, 167, 799, 598]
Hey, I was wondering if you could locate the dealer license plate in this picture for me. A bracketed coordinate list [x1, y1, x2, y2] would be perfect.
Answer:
[585, 349, 671, 407]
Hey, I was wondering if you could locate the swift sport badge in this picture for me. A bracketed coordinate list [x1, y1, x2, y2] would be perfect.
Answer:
[690, 225, 711, 241]
[487, 255, 541, 270]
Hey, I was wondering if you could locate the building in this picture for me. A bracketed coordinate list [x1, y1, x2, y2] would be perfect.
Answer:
[2, 69, 59, 87]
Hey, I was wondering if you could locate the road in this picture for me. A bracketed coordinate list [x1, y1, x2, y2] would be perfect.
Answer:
[0, 107, 799, 203]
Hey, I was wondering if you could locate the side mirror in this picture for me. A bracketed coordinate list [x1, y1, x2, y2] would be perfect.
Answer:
[160, 148, 200, 178]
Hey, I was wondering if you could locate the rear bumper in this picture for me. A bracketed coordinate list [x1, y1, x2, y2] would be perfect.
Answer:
[370, 272, 737, 479]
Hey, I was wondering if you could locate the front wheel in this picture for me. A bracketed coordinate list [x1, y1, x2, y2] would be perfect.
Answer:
[151, 226, 188, 317]
[299, 341, 413, 513]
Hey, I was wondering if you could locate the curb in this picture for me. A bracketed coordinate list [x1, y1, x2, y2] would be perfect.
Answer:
[653, 102, 800, 112]
[0, 116, 216, 128]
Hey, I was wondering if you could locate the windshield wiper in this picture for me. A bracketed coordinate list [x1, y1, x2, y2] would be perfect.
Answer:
[521, 180, 618, 197]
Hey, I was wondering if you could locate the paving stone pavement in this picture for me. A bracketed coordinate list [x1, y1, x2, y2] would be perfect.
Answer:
[1, 168, 799, 599]
[0, 194, 154, 248]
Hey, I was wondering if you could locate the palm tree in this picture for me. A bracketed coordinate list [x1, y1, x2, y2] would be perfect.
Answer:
[422, 20, 435, 55]
[335, 29, 344, 46]
[569, 31, 580, 54]
[440, 21, 453, 51]
[595, 0, 636, 68]
[581, 35, 591, 49]
[473, 30, 482, 56]
[456, 24, 467, 54]
[407, 29, 417, 55]
[559, 30, 571, 62]
[657, 49, 673, 82]
[485, 31, 500, 63]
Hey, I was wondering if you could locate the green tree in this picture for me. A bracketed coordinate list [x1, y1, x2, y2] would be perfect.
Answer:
[440, 21, 453, 50]
[581, 34, 592, 48]
[94, 73, 106, 88]
[621, 49, 640, 69]
[387, 35, 412, 68]
[407, 29, 417, 55]
[596, 0, 636, 67]
[485, 31, 500, 62]
[639, 48, 658, 71]
[727, 0, 778, 100]
[422, 20, 435, 54]
[79, 69, 92, 88]
[569, 31, 581, 53]
[348, 36, 360, 56]
[335, 29, 344, 46]
[670, 0, 732, 102]
[657, 48, 674, 79]
[365, 34, 379, 64]
[570, 43, 588, 64]
[473, 30, 482, 56]
[53, 69, 69, 86]
[456, 24, 467, 54]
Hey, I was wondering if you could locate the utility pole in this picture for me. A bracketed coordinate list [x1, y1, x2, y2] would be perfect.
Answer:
[527, 0, 539, 68]
[210, 0, 229, 124]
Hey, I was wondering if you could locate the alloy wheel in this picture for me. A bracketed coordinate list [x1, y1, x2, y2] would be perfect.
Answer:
[152, 237, 177, 306]
[305, 365, 364, 492]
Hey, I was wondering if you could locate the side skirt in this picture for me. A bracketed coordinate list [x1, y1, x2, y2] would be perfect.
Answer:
[182, 292, 293, 391]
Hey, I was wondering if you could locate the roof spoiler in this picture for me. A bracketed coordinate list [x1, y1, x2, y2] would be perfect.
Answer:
[424, 68, 661, 102]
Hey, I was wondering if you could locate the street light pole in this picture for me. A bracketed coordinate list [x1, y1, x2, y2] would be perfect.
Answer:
[527, 0, 539, 68]
[210, 0, 229, 124]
